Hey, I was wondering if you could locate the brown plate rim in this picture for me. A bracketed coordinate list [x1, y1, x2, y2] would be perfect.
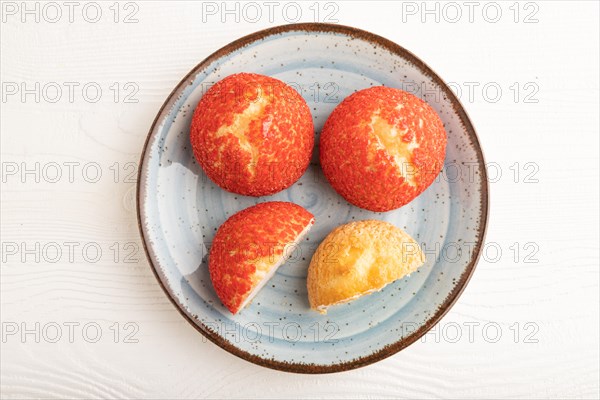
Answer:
[136, 22, 489, 374]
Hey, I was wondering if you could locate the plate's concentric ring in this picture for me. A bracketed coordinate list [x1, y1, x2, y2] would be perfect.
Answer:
[137, 23, 489, 373]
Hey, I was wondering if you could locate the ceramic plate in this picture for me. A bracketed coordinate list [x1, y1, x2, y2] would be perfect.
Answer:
[137, 23, 488, 373]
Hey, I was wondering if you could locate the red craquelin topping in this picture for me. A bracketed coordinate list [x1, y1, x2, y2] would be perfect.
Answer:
[320, 86, 447, 212]
[190, 73, 314, 197]
[209, 202, 314, 314]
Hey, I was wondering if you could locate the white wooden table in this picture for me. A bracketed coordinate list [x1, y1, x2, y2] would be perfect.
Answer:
[1, 1, 598, 398]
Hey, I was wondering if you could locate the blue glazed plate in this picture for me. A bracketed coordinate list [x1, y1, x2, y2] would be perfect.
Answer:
[137, 23, 488, 373]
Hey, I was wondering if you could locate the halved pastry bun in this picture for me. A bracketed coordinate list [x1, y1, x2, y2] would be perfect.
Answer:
[307, 220, 425, 314]
[209, 201, 314, 314]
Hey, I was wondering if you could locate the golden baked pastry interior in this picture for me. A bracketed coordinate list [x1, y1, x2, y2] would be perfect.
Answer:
[307, 220, 426, 314]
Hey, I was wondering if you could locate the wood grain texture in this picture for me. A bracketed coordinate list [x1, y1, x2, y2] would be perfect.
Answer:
[1, 1, 598, 398]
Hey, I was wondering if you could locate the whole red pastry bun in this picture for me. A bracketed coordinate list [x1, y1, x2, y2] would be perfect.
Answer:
[190, 73, 314, 196]
[319, 86, 447, 212]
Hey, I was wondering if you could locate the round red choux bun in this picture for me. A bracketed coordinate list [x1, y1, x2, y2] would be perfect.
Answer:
[190, 73, 314, 196]
[319, 86, 447, 212]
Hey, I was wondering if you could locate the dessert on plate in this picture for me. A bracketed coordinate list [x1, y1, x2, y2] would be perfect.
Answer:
[190, 73, 314, 197]
[319, 86, 447, 212]
[209, 201, 314, 314]
[307, 219, 425, 314]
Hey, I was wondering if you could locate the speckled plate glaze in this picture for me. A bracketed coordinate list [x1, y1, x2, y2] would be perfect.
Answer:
[137, 23, 488, 373]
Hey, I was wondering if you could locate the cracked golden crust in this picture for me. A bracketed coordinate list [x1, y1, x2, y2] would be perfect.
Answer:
[307, 220, 425, 313]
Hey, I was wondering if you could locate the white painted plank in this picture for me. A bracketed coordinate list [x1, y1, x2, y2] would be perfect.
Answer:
[1, 1, 598, 399]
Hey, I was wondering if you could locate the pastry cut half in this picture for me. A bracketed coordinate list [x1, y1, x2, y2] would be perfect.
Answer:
[209, 201, 314, 314]
[307, 220, 425, 314]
